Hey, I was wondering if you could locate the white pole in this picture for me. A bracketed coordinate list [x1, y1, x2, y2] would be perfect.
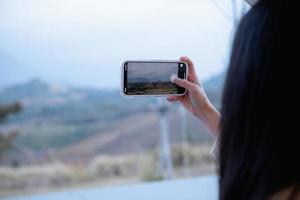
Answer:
[179, 105, 191, 176]
[157, 98, 174, 179]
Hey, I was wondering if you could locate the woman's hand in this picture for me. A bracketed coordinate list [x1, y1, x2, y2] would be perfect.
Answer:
[167, 56, 220, 136]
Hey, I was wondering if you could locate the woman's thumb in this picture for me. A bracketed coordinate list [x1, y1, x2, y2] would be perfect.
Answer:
[174, 78, 195, 90]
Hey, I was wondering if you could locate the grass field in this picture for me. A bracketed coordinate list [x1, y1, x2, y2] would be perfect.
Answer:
[0, 143, 216, 197]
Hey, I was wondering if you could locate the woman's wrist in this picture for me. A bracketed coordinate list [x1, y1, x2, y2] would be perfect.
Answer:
[195, 100, 220, 137]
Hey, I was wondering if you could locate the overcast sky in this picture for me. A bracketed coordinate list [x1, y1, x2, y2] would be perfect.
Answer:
[128, 62, 178, 82]
[0, 0, 247, 89]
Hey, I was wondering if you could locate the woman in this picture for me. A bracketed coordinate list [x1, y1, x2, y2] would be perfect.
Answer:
[167, 0, 299, 199]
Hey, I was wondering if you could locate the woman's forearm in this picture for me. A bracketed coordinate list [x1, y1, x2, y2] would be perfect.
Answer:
[195, 102, 220, 137]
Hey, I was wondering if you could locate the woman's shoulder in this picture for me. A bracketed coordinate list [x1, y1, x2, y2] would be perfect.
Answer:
[270, 185, 300, 200]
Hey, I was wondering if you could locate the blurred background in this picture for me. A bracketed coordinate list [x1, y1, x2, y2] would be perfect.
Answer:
[0, 0, 248, 198]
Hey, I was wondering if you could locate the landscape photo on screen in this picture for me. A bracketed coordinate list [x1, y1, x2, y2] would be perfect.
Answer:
[127, 62, 178, 95]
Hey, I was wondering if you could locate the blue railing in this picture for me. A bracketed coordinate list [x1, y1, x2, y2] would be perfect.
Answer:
[3, 176, 218, 200]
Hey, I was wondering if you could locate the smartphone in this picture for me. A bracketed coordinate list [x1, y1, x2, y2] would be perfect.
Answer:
[121, 60, 188, 96]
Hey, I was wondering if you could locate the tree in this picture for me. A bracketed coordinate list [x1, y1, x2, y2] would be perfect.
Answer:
[0, 103, 22, 161]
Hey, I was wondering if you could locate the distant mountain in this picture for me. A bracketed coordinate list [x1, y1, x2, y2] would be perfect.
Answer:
[0, 79, 154, 124]
[0, 79, 50, 104]
[0, 74, 224, 163]
[128, 77, 152, 83]
[0, 72, 225, 113]
[203, 72, 225, 91]
[203, 72, 225, 104]
[0, 79, 119, 107]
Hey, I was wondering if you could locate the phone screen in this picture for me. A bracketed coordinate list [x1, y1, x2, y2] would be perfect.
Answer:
[123, 61, 187, 95]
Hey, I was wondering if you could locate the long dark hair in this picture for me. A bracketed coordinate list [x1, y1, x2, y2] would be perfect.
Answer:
[220, 0, 299, 199]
